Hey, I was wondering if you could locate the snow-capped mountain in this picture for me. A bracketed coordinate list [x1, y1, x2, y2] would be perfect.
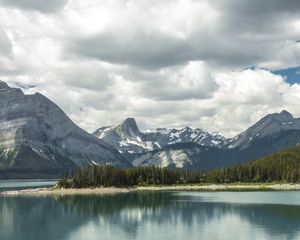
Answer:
[131, 110, 300, 169]
[95, 110, 300, 170]
[93, 118, 229, 154]
[0, 80, 129, 178]
[144, 127, 228, 148]
[93, 118, 157, 154]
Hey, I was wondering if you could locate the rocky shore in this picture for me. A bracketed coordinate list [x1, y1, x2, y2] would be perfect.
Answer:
[1, 183, 300, 196]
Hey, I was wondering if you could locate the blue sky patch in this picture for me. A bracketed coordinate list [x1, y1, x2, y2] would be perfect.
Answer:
[274, 67, 300, 84]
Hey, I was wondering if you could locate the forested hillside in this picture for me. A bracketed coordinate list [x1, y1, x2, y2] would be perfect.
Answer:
[207, 146, 300, 183]
[58, 146, 300, 188]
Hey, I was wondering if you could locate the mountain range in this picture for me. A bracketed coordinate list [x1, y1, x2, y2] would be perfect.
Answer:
[94, 110, 300, 169]
[93, 118, 228, 153]
[1, 80, 300, 178]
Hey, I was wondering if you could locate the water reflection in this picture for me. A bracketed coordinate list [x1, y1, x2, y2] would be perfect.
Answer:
[0, 180, 57, 191]
[1, 191, 300, 240]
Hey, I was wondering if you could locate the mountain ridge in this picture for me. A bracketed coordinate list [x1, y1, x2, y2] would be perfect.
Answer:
[93, 118, 229, 155]
[227, 110, 300, 149]
[0, 80, 130, 178]
[94, 110, 300, 169]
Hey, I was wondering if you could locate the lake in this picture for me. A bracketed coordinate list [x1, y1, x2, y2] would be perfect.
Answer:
[0, 180, 58, 191]
[1, 188, 300, 240]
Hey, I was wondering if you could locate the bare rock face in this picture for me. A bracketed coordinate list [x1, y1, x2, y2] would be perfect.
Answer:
[94, 118, 149, 154]
[0, 81, 129, 178]
[93, 118, 228, 155]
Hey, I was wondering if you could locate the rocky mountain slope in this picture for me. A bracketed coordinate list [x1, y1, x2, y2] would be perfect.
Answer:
[93, 118, 153, 154]
[132, 128, 300, 170]
[93, 118, 228, 155]
[227, 110, 300, 149]
[0, 81, 129, 178]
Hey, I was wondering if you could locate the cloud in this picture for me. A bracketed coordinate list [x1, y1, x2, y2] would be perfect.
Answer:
[66, 0, 221, 69]
[0, 27, 11, 56]
[0, 0, 69, 13]
[67, 0, 300, 70]
[207, 69, 296, 136]
[70, 31, 189, 69]
[54, 61, 112, 91]
[0, 27, 14, 75]
[258, 41, 300, 70]
[214, 69, 288, 106]
[1, 0, 300, 138]
[136, 61, 218, 100]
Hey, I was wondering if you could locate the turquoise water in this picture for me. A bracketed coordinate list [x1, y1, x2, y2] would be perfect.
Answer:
[1, 190, 300, 240]
[0, 180, 58, 191]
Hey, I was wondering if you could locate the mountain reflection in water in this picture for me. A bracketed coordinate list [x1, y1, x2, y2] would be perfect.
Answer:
[1, 191, 300, 240]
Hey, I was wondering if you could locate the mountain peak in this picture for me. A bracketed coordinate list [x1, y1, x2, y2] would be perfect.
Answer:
[228, 110, 300, 149]
[0, 81, 128, 177]
[120, 118, 139, 132]
[261, 110, 294, 123]
[279, 110, 293, 118]
[0, 80, 24, 99]
[0, 80, 11, 90]
[122, 117, 137, 125]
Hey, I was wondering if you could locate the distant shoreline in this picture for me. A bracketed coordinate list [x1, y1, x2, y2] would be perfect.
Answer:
[2, 183, 300, 195]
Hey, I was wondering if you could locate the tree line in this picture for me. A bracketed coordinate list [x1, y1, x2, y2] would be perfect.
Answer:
[58, 165, 206, 188]
[58, 146, 300, 188]
[208, 146, 300, 183]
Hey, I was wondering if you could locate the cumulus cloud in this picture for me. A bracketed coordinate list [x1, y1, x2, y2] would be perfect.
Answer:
[67, 0, 300, 70]
[214, 69, 288, 106]
[70, 31, 189, 69]
[258, 41, 300, 70]
[136, 61, 218, 100]
[0, 0, 68, 13]
[209, 69, 293, 135]
[0, 0, 300, 137]
[54, 61, 112, 91]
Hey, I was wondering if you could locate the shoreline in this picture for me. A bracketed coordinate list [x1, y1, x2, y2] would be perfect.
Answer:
[2, 183, 300, 196]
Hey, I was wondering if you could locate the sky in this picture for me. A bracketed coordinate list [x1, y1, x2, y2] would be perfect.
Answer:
[0, 0, 300, 137]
